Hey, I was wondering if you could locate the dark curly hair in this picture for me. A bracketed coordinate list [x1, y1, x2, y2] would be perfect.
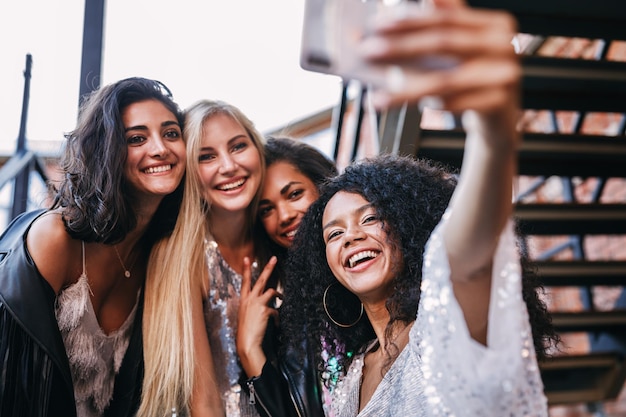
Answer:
[52, 77, 185, 244]
[280, 153, 557, 377]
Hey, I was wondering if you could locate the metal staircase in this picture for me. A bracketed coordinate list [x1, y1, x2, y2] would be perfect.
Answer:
[2, 0, 625, 414]
[328, 0, 626, 413]
[472, 3, 626, 412]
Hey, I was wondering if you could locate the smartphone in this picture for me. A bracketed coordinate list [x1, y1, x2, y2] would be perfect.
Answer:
[299, 0, 380, 80]
[299, 0, 455, 87]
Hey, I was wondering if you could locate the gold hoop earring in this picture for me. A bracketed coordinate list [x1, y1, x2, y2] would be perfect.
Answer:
[323, 282, 363, 328]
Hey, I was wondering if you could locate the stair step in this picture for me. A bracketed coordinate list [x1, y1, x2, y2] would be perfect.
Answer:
[551, 310, 626, 333]
[514, 203, 626, 235]
[468, 0, 626, 39]
[540, 352, 626, 405]
[532, 260, 626, 287]
[414, 130, 626, 177]
[522, 56, 626, 113]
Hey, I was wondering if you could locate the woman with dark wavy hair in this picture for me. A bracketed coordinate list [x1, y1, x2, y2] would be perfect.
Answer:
[0, 77, 186, 417]
[236, 137, 337, 417]
[256, 136, 337, 256]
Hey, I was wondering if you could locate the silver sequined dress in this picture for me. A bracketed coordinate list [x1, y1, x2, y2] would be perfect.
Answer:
[329, 212, 548, 417]
[203, 239, 261, 417]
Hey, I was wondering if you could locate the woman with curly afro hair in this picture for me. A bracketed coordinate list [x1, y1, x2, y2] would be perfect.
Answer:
[253, 0, 559, 414]
[278, 0, 559, 407]
[280, 147, 557, 416]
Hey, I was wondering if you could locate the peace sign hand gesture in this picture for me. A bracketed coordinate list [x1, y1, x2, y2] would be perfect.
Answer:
[236, 256, 280, 378]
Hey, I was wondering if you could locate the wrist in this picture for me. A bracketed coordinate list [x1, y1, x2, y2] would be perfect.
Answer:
[239, 348, 267, 378]
[462, 109, 520, 154]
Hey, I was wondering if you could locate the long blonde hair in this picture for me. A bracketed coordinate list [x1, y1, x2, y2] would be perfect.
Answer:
[139, 99, 266, 416]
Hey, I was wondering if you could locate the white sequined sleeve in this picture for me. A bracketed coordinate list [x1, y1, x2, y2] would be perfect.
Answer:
[414, 211, 548, 416]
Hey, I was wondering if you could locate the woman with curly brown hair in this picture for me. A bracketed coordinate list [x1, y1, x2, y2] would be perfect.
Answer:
[276, 0, 558, 412]
[280, 150, 556, 416]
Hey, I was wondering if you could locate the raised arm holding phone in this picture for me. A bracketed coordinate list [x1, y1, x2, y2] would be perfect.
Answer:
[237, 1, 557, 417]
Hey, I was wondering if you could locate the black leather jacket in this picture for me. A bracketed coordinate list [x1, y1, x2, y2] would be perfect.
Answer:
[246, 321, 325, 417]
[0, 210, 144, 417]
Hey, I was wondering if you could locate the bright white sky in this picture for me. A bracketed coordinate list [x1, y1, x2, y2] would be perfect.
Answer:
[0, 0, 344, 155]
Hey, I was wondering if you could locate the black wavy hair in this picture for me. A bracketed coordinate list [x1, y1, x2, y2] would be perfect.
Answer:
[259, 136, 339, 265]
[52, 77, 185, 244]
[264, 136, 337, 189]
[280, 153, 557, 375]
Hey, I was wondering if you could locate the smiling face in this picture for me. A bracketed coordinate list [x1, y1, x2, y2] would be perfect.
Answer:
[196, 113, 262, 216]
[258, 161, 320, 248]
[122, 99, 186, 205]
[322, 191, 400, 302]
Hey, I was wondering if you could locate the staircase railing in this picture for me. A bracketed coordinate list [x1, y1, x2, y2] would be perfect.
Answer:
[326, 1, 626, 414]
[0, 54, 49, 226]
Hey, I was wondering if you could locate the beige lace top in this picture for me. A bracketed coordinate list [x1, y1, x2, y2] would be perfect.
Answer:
[55, 242, 138, 417]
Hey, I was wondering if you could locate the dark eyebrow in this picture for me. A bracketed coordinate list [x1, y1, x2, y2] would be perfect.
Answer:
[125, 120, 180, 133]
[125, 125, 147, 133]
[162, 120, 181, 128]
[322, 202, 374, 232]
[258, 181, 303, 207]
[280, 181, 303, 196]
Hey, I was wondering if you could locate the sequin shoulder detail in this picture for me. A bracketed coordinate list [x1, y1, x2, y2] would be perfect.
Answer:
[416, 211, 547, 416]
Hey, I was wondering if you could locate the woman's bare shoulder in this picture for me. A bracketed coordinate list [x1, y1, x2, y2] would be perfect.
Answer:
[26, 210, 79, 293]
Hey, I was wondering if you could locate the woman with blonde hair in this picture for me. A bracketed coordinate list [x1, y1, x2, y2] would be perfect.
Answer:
[142, 99, 270, 416]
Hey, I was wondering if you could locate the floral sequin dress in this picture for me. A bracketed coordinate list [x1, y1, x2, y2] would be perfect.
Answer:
[329, 212, 548, 417]
[203, 239, 261, 417]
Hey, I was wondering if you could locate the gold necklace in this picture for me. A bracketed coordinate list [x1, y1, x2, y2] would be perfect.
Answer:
[113, 245, 138, 278]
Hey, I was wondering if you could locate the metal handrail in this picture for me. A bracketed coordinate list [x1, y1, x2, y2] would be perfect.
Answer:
[0, 151, 48, 191]
[1, 54, 49, 224]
